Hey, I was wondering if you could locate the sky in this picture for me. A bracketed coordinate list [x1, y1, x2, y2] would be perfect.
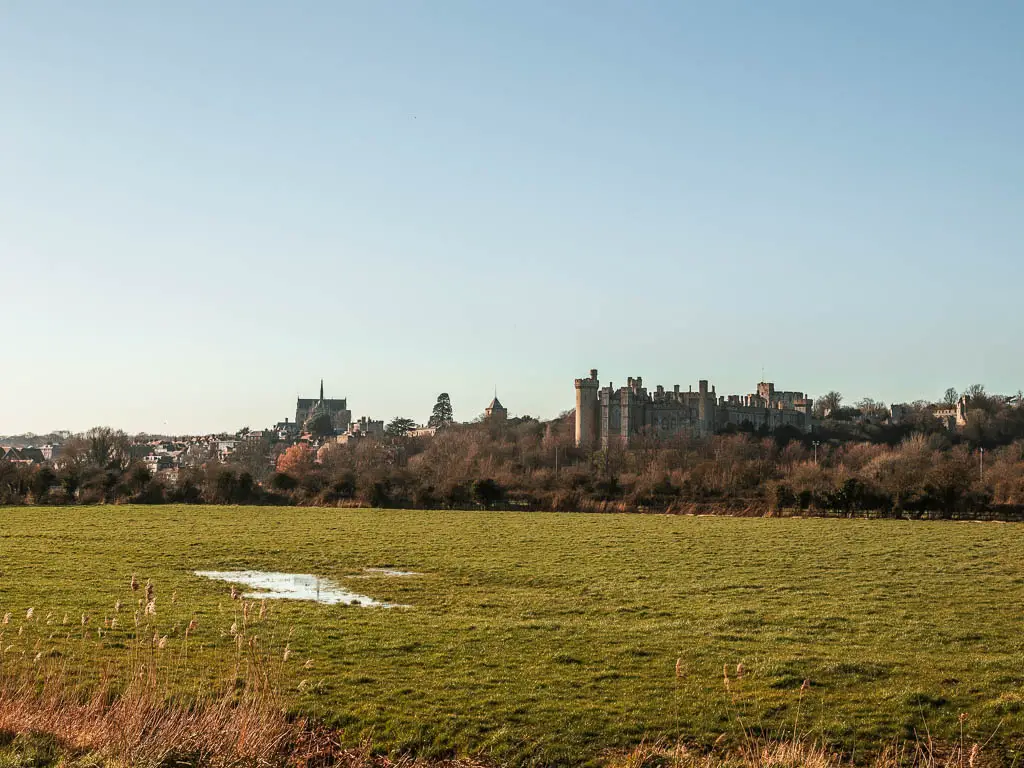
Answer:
[1, 2, 1022, 435]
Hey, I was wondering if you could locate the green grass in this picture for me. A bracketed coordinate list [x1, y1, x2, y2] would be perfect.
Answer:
[2, 506, 1024, 766]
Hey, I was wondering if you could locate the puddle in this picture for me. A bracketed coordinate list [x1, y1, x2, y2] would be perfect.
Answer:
[361, 567, 421, 577]
[194, 570, 407, 607]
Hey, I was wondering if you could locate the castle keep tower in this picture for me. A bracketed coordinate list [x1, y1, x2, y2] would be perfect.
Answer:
[575, 369, 600, 447]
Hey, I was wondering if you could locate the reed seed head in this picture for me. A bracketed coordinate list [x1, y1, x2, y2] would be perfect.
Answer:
[2, 612, 10, 625]
[130, 574, 139, 591]
[26, 608, 34, 620]
[675, 657, 683, 678]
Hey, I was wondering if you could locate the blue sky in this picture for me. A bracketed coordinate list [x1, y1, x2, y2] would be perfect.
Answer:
[2, 2, 1021, 434]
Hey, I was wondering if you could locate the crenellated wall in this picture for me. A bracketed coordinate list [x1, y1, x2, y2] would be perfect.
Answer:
[575, 368, 812, 447]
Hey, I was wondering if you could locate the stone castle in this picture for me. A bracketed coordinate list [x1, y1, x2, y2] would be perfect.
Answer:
[575, 368, 813, 448]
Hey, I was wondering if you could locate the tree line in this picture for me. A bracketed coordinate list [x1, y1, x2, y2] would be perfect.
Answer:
[3, 390, 1024, 519]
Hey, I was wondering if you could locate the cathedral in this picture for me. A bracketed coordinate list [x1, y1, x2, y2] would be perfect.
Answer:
[295, 380, 351, 433]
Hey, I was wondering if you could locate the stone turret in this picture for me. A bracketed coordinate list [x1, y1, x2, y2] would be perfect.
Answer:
[575, 368, 600, 447]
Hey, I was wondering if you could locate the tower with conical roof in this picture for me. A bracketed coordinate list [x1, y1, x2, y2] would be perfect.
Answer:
[484, 396, 507, 421]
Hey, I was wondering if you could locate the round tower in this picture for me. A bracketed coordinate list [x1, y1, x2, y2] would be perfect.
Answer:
[575, 368, 600, 447]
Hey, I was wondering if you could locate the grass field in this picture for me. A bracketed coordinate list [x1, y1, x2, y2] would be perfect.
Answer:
[1, 506, 1023, 766]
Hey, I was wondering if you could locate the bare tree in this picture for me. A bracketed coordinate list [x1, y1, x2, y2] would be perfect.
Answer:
[84, 427, 131, 471]
[856, 398, 888, 420]
[964, 384, 986, 399]
[814, 391, 843, 418]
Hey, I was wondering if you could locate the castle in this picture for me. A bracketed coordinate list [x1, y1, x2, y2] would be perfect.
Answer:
[295, 380, 351, 433]
[575, 369, 813, 448]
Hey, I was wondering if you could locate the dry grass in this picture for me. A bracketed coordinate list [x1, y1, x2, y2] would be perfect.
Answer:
[0, 671, 332, 767]
[0, 656, 1004, 768]
[608, 736, 997, 768]
[0, 577, 490, 768]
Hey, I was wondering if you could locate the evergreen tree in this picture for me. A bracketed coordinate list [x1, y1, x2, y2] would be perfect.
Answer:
[305, 412, 335, 438]
[428, 393, 454, 429]
[385, 417, 417, 437]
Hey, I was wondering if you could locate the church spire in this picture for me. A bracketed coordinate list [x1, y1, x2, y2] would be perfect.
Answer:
[320, 379, 324, 402]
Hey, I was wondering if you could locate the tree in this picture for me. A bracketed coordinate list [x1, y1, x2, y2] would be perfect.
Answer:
[943, 388, 959, 406]
[84, 427, 131, 471]
[472, 478, 504, 508]
[428, 393, 454, 429]
[270, 472, 299, 492]
[855, 398, 888, 420]
[964, 384, 986, 399]
[276, 444, 315, 476]
[305, 413, 335, 438]
[228, 436, 274, 482]
[385, 417, 417, 438]
[814, 392, 843, 419]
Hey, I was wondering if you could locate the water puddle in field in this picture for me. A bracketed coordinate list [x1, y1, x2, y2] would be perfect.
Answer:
[360, 567, 421, 577]
[193, 570, 409, 607]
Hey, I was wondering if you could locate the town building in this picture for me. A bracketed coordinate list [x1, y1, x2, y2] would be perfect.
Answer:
[336, 417, 386, 444]
[40, 444, 62, 461]
[575, 368, 813, 448]
[143, 454, 176, 473]
[930, 395, 970, 430]
[0, 447, 45, 465]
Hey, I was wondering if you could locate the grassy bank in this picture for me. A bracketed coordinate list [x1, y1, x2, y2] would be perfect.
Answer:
[1, 506, 1023, 765]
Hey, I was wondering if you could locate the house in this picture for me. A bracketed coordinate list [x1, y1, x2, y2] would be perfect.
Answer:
[0, 447, 44, 465]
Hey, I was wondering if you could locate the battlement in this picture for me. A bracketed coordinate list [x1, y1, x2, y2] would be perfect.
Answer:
[574, 368, 600, 389]
[575, 366, 811, 447]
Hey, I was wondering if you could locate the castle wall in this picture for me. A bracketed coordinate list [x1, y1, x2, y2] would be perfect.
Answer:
[576, 368, 812, 448]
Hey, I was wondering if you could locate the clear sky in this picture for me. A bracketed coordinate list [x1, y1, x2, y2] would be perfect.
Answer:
[2, 2, 1021, 435]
